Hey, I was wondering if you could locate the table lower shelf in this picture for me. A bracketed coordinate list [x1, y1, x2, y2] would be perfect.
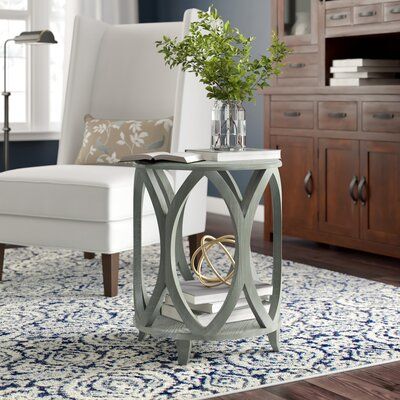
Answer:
[135, 315, 280, 341]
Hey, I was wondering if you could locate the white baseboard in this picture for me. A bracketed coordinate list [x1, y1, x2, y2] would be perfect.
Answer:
[207, 196, 264, 223]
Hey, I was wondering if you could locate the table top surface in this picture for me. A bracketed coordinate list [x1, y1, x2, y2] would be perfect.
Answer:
[126, 159, 282, 171]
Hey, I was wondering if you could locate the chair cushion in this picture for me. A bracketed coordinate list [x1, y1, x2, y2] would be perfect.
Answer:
[0, 165, 162, 222]
[75, 114, 173, 165]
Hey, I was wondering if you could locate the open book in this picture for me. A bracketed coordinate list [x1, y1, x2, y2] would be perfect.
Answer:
[120, 152, 203, 164]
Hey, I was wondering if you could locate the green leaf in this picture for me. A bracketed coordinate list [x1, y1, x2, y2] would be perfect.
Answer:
[155, 8, 290, 102]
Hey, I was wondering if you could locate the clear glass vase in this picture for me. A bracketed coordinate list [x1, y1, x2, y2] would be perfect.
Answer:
[211, 100, 246, 151]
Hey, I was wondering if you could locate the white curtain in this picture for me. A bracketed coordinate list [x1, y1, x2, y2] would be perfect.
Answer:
[63, 0, 138, 96]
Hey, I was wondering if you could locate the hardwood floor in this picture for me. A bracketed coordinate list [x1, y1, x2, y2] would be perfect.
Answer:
[205, 213, 400, 400]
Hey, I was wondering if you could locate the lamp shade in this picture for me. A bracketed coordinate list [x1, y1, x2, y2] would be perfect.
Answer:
[13, 30, 57, 44]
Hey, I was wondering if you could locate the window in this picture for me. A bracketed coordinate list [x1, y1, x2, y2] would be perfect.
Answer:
[49, 0, 65, 124]
[0, 6, 27, 125]
[0, 0, 66, 134]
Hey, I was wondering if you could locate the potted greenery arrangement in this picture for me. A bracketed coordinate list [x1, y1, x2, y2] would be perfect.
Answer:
[156, 7, 289, 151]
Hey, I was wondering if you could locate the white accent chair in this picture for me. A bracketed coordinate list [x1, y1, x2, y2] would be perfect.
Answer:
[0, 10, 211, 296]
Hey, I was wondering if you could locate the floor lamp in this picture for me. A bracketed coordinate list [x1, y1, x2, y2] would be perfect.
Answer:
[2, 30, 57, 171]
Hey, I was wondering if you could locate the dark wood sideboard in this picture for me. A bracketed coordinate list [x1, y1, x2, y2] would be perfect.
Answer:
[263, 0, 400, 258]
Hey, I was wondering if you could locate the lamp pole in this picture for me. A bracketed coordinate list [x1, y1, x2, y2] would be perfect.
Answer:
[2, 39, 12, 171]
[2, 31, 56, 171]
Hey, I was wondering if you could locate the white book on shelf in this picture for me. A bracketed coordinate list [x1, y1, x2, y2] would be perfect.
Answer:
[186, 148, 281, 162]
[332, 59, 400, 67]
[332, 72, 397, 79]
[172, 279, 272, 305]
[330, 78, 400, 86]
[330, 66, 400, 73]
[161, 301, 270, 325]
[164, 293, 270, 313]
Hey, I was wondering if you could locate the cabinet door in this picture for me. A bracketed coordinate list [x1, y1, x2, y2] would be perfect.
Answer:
[319, 139, 359, 238]
[278, 0, 318, 46]
[271, 135, 317, 231]
[360, 141, 400, 246]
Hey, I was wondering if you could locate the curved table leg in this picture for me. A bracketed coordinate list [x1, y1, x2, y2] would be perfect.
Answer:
[153, 170, 193, 281]
[207, 169, 276, 332]
[133, 169, 148, 323]
[137, 170, 170, 327]
[176, 340, 192, 365]
[165, 171, 211, 337]
[267, 169, 283, 351]
[175, 208, 194, 281]
[267, 329, 280, 352]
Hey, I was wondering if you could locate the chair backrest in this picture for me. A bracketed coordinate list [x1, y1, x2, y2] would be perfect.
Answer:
[58, 10, 211, 164]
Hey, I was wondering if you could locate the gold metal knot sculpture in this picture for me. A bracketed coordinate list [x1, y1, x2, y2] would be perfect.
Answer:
[190, 234, 236, 287]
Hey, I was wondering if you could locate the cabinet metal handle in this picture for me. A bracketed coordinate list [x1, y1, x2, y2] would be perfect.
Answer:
[330, 13, 347, 20]
[349, 175, 358, 204]
[304, 170, 313, 198]
[358, 176, 367, 206]
[288, 63, 306, 69]
[390, 7, 400, 14]
[284, 111, 301, 117]
[328, 112, 347, 119]
[373, 112, 395, 120]
[358, 10, 377, 17]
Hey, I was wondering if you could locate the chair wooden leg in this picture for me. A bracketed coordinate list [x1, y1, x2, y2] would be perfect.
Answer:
[0, 243, 5, 281]
[188, 233, 203, 261]
[84, 252, 95, 259]
[101, 253, 119, 297]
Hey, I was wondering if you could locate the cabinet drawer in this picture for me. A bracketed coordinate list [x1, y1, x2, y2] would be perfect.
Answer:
[362, 102, 400, 133]
[354, 4, 383, 24]
[384, 1, 400, 22]
[326, 7, 352, 27]
[271, 102, 314, 129]
[280, 53, 318, 79]
[318, 102, 357, 131]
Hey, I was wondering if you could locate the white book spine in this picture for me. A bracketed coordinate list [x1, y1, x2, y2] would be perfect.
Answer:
[332, 59, 400, 67]
[332, 72, 397, 79]
[188, 149, 281, 162]
[181, 283, 272, 304]
[161, 302, 270, 326]
[330, 66, 400, 73]
[164, 294, 270, 313]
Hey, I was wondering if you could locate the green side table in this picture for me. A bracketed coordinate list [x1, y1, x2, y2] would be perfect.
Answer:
[132, 159, 282, 365]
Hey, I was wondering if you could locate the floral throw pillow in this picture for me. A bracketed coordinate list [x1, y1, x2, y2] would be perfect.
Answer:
[75, 114, 173, 164]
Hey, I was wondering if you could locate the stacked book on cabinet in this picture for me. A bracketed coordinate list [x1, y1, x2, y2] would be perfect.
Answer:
[329, 59, 400, 86]
[161, 280, 272, 326]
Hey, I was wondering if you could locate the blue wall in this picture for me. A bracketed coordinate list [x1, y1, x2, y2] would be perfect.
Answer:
[140, 0, 271, 197]
[0, 141, 58, 172]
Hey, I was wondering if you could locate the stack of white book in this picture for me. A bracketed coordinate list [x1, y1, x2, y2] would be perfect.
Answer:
[161, 280, 272, 326]
[330, 59, 400, 86]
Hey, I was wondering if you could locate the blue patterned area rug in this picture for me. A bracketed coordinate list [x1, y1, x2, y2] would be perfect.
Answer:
[0, 245, 399, 400]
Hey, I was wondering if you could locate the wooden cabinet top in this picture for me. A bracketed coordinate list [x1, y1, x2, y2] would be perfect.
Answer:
[261, 85, 400, 95]
[326, 0, 400, 10]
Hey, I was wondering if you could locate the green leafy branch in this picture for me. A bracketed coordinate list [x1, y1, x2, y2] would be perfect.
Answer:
[156, 6, 290, 102]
